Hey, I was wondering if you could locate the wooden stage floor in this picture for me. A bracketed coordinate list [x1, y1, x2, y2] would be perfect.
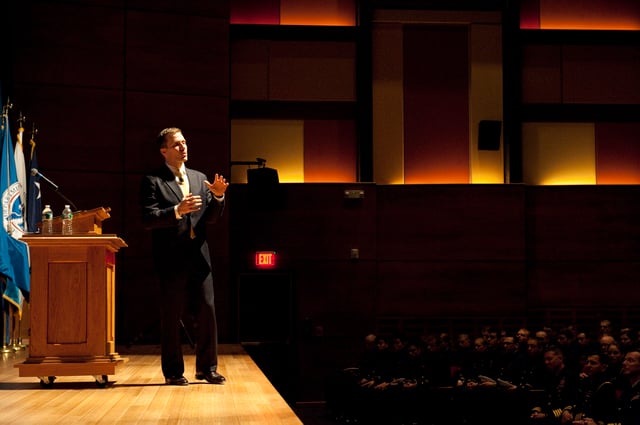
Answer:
[0, 344, 304, 424]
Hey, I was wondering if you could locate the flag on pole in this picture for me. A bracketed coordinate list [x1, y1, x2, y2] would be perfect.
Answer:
[1, 107, 30, 318]
[27, 134, 41, 233]
[0, 225, 30, 316]
[1, 112, 24, 237]
[14, 118, 27, 231]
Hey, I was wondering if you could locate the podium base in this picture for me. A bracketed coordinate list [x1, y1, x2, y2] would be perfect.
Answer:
[15, 355, 129, 381]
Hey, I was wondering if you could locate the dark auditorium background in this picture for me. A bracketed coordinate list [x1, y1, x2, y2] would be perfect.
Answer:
[2, 0, 640, 404]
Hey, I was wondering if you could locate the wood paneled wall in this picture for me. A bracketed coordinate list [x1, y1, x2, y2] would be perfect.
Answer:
[230, 183, 640, 342]
[6, 1, 640, 349]
[7, 0, 231, 344]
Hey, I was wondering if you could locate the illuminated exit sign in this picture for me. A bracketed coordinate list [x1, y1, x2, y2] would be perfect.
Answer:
[255, 251, 277, 268]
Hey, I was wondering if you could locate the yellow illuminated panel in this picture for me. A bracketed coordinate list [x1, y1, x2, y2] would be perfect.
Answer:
[231, 119, 304, 183]
[372, 23, 404, 185]
[469, 23, 504, 184]
[522, 123, 596, 185]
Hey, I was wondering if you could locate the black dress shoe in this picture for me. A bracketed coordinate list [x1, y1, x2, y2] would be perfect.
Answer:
[195, 371, 226, 384]
[165, 376, 189, 386]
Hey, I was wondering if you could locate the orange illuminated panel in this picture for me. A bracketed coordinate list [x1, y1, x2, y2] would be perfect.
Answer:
[230, 0, 356, 26]
[255, 251, 277, 268]
[281, 0, 356, 26]
[537, 0, 640, 30]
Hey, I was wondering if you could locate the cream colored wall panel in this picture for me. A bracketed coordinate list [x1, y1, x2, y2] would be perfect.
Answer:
[231, 119, 304, 183]
[372, 23, 404, 184]
[469, 23, 503, 183]
[522, 123, 596, 185]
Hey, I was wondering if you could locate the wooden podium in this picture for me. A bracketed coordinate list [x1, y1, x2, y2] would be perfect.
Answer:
[15, 207, 128, 387]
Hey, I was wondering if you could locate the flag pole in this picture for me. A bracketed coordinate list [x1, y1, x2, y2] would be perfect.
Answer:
[13, 112, 28, 350]
[1, 279, 12, 353]
[30, 123, 38, 159]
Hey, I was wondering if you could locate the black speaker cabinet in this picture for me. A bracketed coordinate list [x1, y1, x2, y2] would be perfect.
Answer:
[247, 167, 279, 187]
[237, 272, 293, 344]
[478, 120, 502, 151]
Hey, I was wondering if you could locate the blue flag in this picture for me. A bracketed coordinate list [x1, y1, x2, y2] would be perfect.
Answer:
[1, 108, 30, 316]
[1, 112, 25, 236]
[27, 138, 41, 233]
[0, 226, 30, 311]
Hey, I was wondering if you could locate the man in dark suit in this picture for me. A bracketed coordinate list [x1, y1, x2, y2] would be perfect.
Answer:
[140, 127, 229, 386]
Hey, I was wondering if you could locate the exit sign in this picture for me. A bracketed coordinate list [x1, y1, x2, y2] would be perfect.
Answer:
[255, 251, 277, 268]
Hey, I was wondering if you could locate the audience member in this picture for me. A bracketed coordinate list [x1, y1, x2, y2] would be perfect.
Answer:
[614, 349, 640, 425]
[571, 352, 617, 424]
[536, 329, 552, 351]
[326, 320, 640, 425]
[606, 342, 624, 379]
[599, 335, 617, 356]
[556, 327, 581, 373]
[599, 319, 614, 338]
[619, 328, 638, 354]
[529, 346, 579, 424]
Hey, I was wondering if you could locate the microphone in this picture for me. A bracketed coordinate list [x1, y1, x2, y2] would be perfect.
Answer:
[31, 168, 78, 211]
[31, 168, 59, 191]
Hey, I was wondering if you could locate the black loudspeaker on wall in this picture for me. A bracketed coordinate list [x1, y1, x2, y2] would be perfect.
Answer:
[478, 120, 502, 151]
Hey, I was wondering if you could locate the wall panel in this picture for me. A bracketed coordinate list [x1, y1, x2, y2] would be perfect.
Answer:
[596, 122, 640, 184]
[280, 0, 355, 26]
[12, 85, 124, 174]
[376, 261, 527, 317]
[230, 119, 304, 183]
[376, 185, 526, 261]
[403, 26, 469, 183]
[528, 261, 640, 308]
[469, 23, 504, 183]
[12, 3, 124, 88]
[304, 120, 356, 182]
[526, 186, 640, 262]
[126, 11, 228, 96]
[539, 0, 640, 30]
[563, 45, 640, 104]
[522, 123, 596, 185]
[269, 41, 356, 101]
[230, 0, 280, 24]
[372, 23, 404, 184]
[231, 39, 270, 100]
[521, 45, 563, 104]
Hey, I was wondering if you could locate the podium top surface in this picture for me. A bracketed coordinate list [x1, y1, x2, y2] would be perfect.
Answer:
[40, 206, 112, 235]
[21, 234, 128, 251]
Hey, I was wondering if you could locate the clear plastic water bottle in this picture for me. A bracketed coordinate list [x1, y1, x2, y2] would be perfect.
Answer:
[41, 204, 53, 234]
[62, 204, 73, 235]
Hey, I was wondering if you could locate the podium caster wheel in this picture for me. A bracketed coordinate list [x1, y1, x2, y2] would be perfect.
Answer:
[39, 376, 56, 388]
[95, 375, 108, 388]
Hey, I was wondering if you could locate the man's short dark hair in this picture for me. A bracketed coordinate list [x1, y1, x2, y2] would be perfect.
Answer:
[156, 127, 182, 148]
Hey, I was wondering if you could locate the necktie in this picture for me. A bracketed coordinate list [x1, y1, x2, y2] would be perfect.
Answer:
[177, 170, 189, 197]
[176, 171, 195, 239]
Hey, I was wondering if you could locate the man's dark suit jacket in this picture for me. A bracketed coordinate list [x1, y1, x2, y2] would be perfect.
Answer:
[140, 165, 224, 274]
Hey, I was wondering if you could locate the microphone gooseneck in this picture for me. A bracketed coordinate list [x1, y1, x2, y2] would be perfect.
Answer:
[31, 168, 59, 190]
[31, 168, 78, 211]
